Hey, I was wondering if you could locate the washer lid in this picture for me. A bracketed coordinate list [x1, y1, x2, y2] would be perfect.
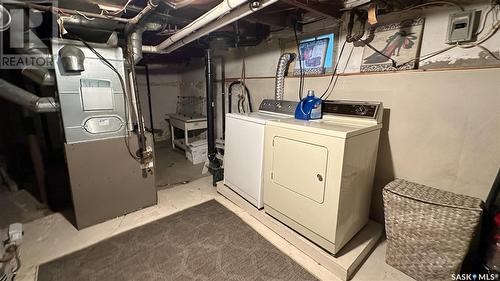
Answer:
[267, 118, 382, 138]
[226, 112, 293, 125]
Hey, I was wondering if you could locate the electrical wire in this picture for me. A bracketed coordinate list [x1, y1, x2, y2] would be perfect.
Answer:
[353, 15, 500, 70]
[459, 19, 500, 48]
[320, 40, 347, 100]
[395, 44, 457, 69]
[75, 10, 95, 21]
[69, 34, 140, 161]
[476, 45, 500, 60]
[293, 21, 304, 101]
[396, 1, 465, 13]
[322, 40, 354, 100]
[476, 4, 498, 35]
[103, 0, 132, 15]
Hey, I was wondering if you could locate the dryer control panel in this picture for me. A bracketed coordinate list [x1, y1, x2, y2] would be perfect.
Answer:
[322, 100, 381, 119]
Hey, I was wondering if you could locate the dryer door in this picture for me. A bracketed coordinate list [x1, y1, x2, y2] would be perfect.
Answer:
[271, 137, 327, 203]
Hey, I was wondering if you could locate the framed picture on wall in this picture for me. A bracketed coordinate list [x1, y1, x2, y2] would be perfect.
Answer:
[293, 37, 330, 75]
[361, 18, 424, 72]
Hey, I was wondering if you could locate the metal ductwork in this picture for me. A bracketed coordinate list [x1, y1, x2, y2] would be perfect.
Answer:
[130, 22, 163, 64]
[59, 45, 85, 72]
[0, 79, 59, 113]
[60, 16, 122, 43]
[21, 67, 55, 86]
[124, 0, 160, 35]
[275, 53, 294, 101]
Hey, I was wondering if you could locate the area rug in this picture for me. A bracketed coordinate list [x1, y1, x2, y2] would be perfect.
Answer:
[37, 200, 317, 281]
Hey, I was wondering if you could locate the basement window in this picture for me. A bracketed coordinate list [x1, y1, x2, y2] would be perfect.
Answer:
[293, 33, 335, 75]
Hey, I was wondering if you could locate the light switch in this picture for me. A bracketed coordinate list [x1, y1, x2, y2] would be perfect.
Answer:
[447, 10, 478, 44]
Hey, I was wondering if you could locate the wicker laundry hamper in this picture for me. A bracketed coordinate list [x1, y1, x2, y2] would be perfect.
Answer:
[383, 179, 483, 281]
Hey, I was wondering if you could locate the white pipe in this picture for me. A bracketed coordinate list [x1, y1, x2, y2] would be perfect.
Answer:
[162, 0, 278, 53]
[144, 0, 249, 53]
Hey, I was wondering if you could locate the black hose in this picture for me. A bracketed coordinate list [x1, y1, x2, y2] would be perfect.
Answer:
[143, 64, 155, 143]
[228, 81, 252, 113]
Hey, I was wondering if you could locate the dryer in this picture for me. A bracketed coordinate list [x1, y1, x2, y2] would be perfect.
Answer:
[263, 100, 383, 254]
[224, 99, 297, 209]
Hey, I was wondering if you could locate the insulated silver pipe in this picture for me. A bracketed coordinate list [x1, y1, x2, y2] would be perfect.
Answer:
[21, 67, 55, 86]
[0, 79, 59, 113]
[275, 53, 294, 101]
[124, 0, 160, 35]
[130, 22, 163, 64]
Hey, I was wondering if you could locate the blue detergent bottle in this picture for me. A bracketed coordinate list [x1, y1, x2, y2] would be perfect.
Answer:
[295, 90, 323, 120]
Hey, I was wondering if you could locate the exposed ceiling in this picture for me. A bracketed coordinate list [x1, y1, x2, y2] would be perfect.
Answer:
[55, 0, 485, 63]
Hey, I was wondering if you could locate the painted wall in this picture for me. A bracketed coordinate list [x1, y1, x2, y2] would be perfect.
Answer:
[170, 1, 500, 220]
[136, 65, 180, 141]
[228, 2, 498, 219]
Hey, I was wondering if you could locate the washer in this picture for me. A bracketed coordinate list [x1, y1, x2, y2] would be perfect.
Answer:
[224, 99, 297, 209]
[263, 100, 383, 254]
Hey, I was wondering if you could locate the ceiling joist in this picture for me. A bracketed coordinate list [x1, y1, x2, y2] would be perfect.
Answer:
[278, 0, 344, 18]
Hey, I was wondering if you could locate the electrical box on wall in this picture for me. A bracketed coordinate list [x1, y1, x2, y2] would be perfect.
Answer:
[446, 10, 479, 44]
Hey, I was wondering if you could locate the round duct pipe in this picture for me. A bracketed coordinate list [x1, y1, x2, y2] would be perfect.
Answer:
[59, 45, 85, 72]
[0, 4, 11, 31]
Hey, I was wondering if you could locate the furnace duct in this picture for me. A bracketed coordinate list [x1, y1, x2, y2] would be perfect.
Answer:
[130, 22, 163, 64]
[0, 79, 59, 113]
[59, 45, 85, 72]
[22, 67, 55, 86]
[275, 53, 294, 101]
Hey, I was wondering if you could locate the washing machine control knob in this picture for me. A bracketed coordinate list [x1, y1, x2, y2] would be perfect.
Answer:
[355, 105, 368, 115]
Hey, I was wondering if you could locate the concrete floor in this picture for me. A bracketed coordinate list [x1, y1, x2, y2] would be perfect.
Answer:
[154, 141, 207, 189]
[0, 184, 51, 229]
[16, 177, 413, 281]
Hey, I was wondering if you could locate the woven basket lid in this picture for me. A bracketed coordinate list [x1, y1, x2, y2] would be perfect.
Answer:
[384, 178, 483, 211]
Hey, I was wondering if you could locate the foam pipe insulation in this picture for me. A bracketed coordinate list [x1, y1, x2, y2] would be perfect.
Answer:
[142, 0, 262, 53]
[146, 0, 277, 54]
[0, 79, 59, 113]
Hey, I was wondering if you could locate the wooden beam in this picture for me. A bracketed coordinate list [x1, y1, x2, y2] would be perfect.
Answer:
[245, 13, 289, 28]
[278, 0, 343, 18]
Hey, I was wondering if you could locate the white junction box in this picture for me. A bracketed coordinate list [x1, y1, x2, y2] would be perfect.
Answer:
[185, 140, 208, 165]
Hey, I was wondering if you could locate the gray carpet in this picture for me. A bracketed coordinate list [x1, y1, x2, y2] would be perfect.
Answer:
[37, 200, 317, 281]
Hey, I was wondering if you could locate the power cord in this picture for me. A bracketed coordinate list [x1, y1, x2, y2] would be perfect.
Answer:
[323, 40, 355, 101]
[320, 40, 347, 100]
[293, 20, 304, 101]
